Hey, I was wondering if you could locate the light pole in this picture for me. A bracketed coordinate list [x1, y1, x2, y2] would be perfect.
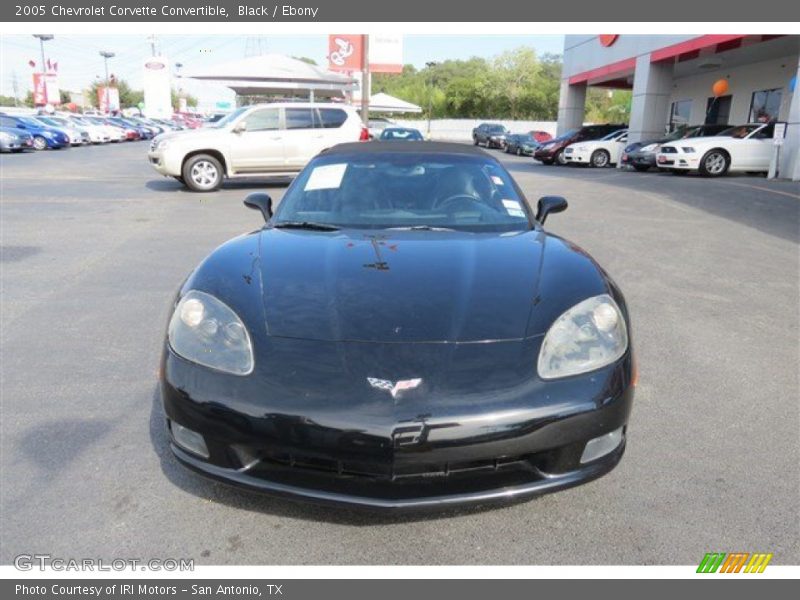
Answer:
[33, 34, 53, 73]
[99, 51, 115, 113]
[425, 61, 437, 137]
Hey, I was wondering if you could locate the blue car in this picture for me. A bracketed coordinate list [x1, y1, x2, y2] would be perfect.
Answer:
[0, 114, 70, 150]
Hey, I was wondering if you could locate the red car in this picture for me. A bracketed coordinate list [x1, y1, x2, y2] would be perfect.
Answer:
[172, 113, 203, 129]
[530, 130, 553, 143]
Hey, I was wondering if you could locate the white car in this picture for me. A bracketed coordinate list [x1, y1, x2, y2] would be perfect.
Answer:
[656, 123, 776, 176]
[148, 102, 367, 192]
[564, 129, 628, 167]
[69, 116, 112, 143]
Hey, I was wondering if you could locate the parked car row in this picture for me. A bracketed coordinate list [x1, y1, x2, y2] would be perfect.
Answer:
[0, 110, 194, 153]
[477, 120, 777, 178]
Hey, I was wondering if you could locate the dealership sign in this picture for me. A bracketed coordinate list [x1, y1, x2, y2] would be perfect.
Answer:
[142, 56, 172, 118]
[328, 34, 403, 73]
[32, 72, 61, 106]
[97, 86, 120, 112]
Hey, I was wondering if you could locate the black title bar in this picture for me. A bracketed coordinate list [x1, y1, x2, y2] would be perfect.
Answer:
[5, 0, 800, 22]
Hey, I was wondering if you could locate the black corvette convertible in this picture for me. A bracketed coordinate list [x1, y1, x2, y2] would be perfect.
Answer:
[160, 142, 635, 510]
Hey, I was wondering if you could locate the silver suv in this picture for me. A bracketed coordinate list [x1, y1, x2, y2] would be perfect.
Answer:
[148, 102, 366, 192]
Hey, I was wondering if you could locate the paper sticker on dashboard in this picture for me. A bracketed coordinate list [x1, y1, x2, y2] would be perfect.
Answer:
[305, 163, 348, 191]
[502, 199, 525, 217]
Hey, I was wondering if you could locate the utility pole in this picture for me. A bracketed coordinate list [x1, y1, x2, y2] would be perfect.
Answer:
[360, 34, 370, 126]
[11, 71, 20, 106]
[426, 61, 438, 137]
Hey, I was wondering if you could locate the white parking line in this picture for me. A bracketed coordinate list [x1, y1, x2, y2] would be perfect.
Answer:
[719, 181, 800, 200]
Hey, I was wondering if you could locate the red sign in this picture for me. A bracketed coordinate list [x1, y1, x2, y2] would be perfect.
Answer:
[32, 73, 47, 105]
[599, 35, 619, 47]
[328, 34, 364, 71]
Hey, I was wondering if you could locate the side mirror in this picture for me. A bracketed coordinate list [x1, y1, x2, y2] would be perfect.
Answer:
[536, 196, 568, 225]
[232, 121, 247, 134]
[244, 193, 273, 222]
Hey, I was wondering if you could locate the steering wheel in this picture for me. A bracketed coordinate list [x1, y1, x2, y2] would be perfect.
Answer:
[433, 194, 482, 212]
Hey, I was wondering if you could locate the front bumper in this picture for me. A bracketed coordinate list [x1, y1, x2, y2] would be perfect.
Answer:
[656, 152, 699, 170]
[147, 149, 181, 176]
[564, 149, 589, 164]
[160, 338, 634, 510]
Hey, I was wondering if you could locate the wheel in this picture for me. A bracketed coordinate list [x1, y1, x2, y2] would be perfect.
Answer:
[32, 136, 47, 151]
[633, 165, 650, 172]
[699, 149, 729, 177]
[554, 150, 567, 166]
[473, 137, 479, 146]
[540, 159, 554, 166]
[182, 154, 223, 192]
[591, 149, 610, 168]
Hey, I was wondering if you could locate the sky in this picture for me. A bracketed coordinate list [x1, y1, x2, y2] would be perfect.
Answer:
[0, 34, 564, 110]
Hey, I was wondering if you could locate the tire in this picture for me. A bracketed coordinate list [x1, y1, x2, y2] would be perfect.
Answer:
[32, 136, 47, 151]
[554, 150, 567, 166]
[540, 159, 554, 166]
[699, 149, 729, 177]
[591, 149, 610, 168]
[633, 165, 650, 172]
[473, 137, 479, 146]
[182, 154, 223, 192]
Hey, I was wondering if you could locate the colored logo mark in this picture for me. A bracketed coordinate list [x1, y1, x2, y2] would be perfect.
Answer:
[697, 552, 773, 573]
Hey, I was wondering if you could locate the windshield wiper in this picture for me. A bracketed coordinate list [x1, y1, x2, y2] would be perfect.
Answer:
[272, 221, 339, 231]
[386, 225, 457, 232]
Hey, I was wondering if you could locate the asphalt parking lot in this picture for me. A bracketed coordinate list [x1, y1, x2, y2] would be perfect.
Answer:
[1, 142, 798, 565]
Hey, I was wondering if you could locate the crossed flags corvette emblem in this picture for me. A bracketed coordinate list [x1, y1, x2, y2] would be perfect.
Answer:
[367, 377, 422, 398]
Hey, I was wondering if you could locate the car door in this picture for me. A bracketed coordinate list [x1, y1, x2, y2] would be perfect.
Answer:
[283, 107, 323, 169]
[736, 124, 774, 170]
[228, 107, 285, 173]
[611, 133, 628, 163]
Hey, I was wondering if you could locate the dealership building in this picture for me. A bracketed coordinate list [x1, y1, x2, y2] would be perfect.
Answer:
[557, 35, 800, 179]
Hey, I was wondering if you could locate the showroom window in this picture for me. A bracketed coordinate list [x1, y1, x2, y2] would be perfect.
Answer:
[669, 100, 692, 130]
[705, 95, 731, 125]
[749, 88, 782, 123]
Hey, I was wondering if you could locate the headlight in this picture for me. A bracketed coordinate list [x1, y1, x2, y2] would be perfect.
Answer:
[168, 290, 254, 375]
[537, 294, 628, 380]
[155, 138, 169, 150]
[681, 147, 695, 153]
[640, 144, 658, 152]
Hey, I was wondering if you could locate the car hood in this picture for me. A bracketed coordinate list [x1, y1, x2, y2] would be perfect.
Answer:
[156, 128, 221, 145]
[257, 228, 546, 343]
[664, 135, 731, 148]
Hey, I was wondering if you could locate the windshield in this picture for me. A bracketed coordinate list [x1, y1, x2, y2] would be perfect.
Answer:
[718, 124, 761, 139]
[210, 107, 248, 128]
[486, 125, 506, 133]
[380, 129, 423, 140]
[274, 153, 531, 232]
[600, 130, 626, 141]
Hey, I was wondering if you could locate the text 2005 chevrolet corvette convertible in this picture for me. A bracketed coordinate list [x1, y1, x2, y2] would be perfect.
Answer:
[160, 142, 636, 510]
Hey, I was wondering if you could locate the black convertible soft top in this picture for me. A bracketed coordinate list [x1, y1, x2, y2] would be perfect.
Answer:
[323, 141, 494, 157]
